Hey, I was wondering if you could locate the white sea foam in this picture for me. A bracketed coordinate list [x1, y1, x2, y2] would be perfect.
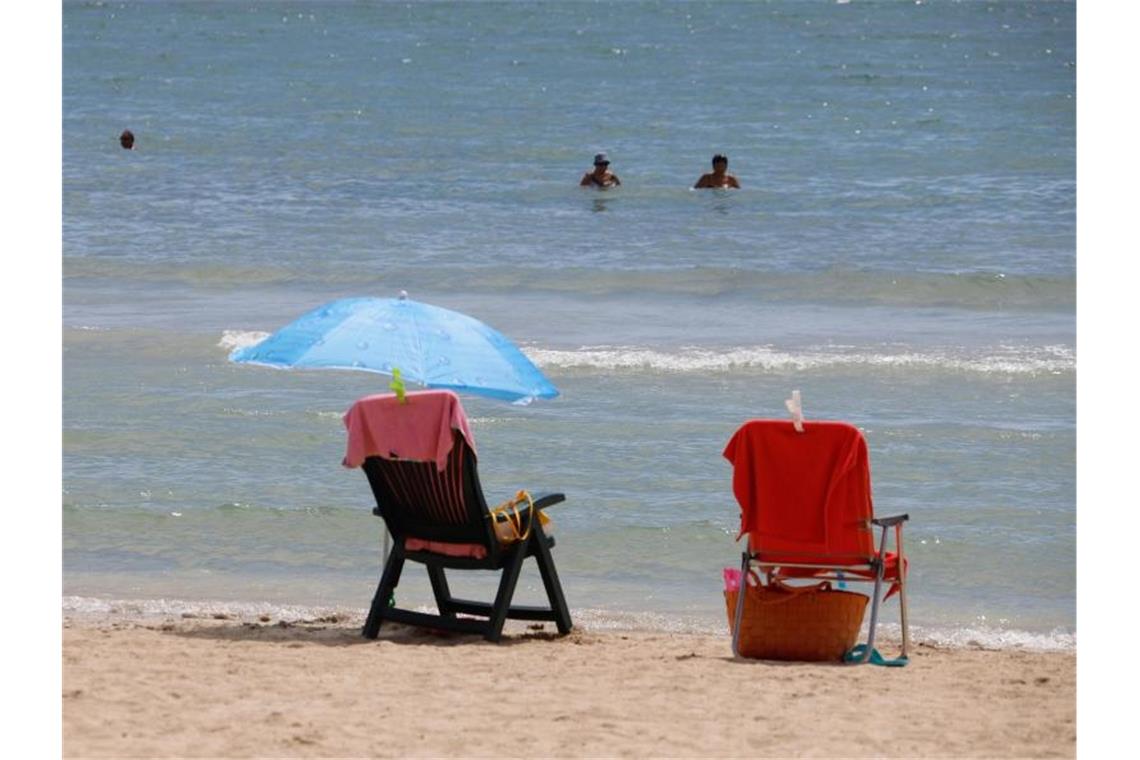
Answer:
[61, 596, 1075, 651]
[524, 344, 1075, 376]
[220, 407, 286, 418]
[216, 330, 1074, 377]
[218, 330, 270, 351]
[909, 623, 1076, 652]
[62, 595, 362, 625]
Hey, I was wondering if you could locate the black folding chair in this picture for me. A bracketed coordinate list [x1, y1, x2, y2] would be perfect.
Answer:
[360, 429, 572, 643]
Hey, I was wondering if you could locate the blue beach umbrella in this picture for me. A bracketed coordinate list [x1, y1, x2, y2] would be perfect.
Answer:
[229, 294, 558, 404]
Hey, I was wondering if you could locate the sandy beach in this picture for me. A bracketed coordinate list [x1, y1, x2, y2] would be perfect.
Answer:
[63, 612, 1074, 759]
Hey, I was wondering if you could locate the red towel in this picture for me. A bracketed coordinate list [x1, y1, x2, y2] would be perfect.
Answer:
[342, 390, 476, 471]
[723, 420, 875, 564]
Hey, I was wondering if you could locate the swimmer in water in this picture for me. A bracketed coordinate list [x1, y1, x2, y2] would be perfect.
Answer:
[119, 129, 135, 150]
[693, 154, 740, 189]
[580, 152, 621, 188]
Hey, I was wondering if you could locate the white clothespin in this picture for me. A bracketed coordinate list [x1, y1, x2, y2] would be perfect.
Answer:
[785, 389, 805, 433]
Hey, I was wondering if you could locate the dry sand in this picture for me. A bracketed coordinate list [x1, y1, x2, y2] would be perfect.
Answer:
[63, 613, 1074, 758]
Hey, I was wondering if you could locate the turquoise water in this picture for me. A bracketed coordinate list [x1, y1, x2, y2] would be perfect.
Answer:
[63, 0, 1075, 648]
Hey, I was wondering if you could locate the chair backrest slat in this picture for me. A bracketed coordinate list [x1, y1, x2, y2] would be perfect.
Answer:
[363, 430, 492, 547]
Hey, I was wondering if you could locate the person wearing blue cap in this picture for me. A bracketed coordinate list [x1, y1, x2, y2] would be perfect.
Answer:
[580, 152, 621, 188]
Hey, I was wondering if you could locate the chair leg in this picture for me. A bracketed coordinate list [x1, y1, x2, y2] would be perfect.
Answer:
[896, 525, 911, 658]
[531, 530, 573, 634]
[485, 546, 527, 642]
[427, 565, 456, 618]
[855, 523, 892, 663]
[861, 570, 884, 663]
[731, 552, 750, 658]
[363, 546, 405, 639]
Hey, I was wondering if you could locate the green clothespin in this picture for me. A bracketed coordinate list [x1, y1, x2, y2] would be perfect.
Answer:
[389, 367, 407, 404]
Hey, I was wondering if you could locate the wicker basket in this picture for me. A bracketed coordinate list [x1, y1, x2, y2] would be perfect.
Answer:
[725, 580, 868, 662]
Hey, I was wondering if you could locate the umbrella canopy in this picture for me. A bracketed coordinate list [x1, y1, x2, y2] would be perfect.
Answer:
[229, 296, 558, 404]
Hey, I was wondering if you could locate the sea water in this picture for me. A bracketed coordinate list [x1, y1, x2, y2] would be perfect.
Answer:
[63, 0, 1075, 649]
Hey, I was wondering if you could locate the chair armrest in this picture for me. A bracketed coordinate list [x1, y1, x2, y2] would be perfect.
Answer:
[872, 513, 909, 527]
[530, 492, 565, 510]
[484, 493, 563, 524]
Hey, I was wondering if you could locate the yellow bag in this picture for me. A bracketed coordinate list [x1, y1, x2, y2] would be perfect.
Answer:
[490, 490, 543, 544]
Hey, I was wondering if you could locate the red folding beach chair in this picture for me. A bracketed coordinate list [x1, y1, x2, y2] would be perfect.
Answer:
[723, 414, 911, 664]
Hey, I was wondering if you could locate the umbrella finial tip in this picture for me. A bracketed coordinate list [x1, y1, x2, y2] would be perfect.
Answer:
[398, 290, 408, 300]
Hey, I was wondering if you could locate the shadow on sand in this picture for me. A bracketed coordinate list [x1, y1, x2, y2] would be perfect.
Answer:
[164, 615, 584, 649]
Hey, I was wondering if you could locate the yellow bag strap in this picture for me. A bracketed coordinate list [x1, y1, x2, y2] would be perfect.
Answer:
[490, 490, 535, 543]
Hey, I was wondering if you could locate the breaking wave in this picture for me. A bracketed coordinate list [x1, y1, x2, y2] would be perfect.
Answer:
[215, 330, 1073, 378]
[524, 344, 1075, 377]
[218, 330, 270, 352]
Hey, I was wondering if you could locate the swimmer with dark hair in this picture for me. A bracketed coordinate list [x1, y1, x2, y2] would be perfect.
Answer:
[694, 154, 739, 188]
[119, 130, 135, 150]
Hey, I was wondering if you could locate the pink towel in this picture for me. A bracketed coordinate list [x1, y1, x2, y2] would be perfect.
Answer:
[342, 390, 476, 471]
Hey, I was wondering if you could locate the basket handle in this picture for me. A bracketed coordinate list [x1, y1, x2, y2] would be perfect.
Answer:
[771, 578, 833, 594]
[747, 579, 834, 606]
